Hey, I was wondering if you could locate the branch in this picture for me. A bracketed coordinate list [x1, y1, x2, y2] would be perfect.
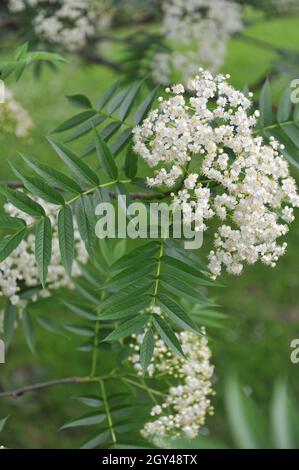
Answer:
[0, 15, 19, 30]
[4, 181, 169, 201]
[237, 32, 299, 60]
[0, 377, 83, 398]
[113, 14, 158, 29]
[0, 374, 124, 399]
[79, 49, 124, 72]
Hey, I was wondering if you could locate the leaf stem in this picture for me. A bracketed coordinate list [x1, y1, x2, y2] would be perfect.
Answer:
[90, 290, 106, 377]
[152, 239, 165, 305]
[100, 379, 117, 448]
[254, 120, 297, 135]
[122, 377, 165, 398]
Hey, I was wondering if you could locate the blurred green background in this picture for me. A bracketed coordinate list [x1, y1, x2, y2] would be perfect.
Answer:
[1, 13, 299, 448]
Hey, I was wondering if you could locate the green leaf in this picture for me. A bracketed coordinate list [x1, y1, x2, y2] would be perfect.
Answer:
[99, 299, 150, 321]
[100, 287, 151, 314]
[64, 115, 106, 143]
[100, 279, 153, 310]
[162, 255, 214, 286]
[277, 87, 293, 123]
[280, 122, 299, 148]
[157, 294, 199, 334]
[78, 261, 103, 287]
[160, 274, 211, 306]
[104, 263, 156, 291]
[73, 280, 99, 304]
[97, 81, 119, 110]
[102, 122, 122, 141]
[22, 311, 36, 354]
[104, 314, 149, 342]
[140, 327, 154, 374]
[14, 42, 29, 60]
[47, 138, 99, 186]
[22, 155, 82, 194]
[64, 325, 95, 337]
[66, 94, 92, 109]
[10, 164, 65, 205]
[225, 375, 262, 449]
[134, 87, 158, 124]
[0, 185, 45, 217]
[94, 128, 118, 179]
[111, 129, 132, 156]
[164, 239, 206, 271]
[0, 213, 26, 231]
[64, 302, 97, 321]
[80, 121, 122, 158]
[35, 217, 52, 287]
[152, 316, 184, 358]
[259, 80, 273, 127]
[110, 241, 160, 271]
[36, 315, 66, 337]
[73, 396, 103, 408]
[80, 430, 110, 449]
[14, 60, 26, 81]
[61, 412, 106, 430]
[58, 206, 74, 276]
[3, 301, 17, 350]
[0, 416, 9, 433]
[124, 144, 138, 179]
[108, 88, 129, 115]
[271, 379, 294, 449]
[0, 227, 28, 263]
[119, 81, 143, 121]
[29, 51, 67, 64]
[27, 296, 59, 311]
[77, 342, 93, 352]
[75, 196, 96, 255]
[264, 126, 299, 171]
[53, 110, 96, 133]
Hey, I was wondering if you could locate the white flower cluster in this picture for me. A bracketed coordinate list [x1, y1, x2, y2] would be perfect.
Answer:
[152, 0, 243, 85]
[129, 327, 214, 441]
[0, 88, 33, 138]
[133, 69, 299, 278]
[0, 197, 88, 333]
[8, 0, 113, 51]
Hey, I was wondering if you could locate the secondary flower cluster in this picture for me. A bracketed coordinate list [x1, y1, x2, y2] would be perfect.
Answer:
[133, 69, 299, 278]
[8, 0, 113, 51]
[151, 0, 243, 84]
[0, 88, 33, 139]
[129, 326, 214, 441]
[0, 197, 88, 333]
